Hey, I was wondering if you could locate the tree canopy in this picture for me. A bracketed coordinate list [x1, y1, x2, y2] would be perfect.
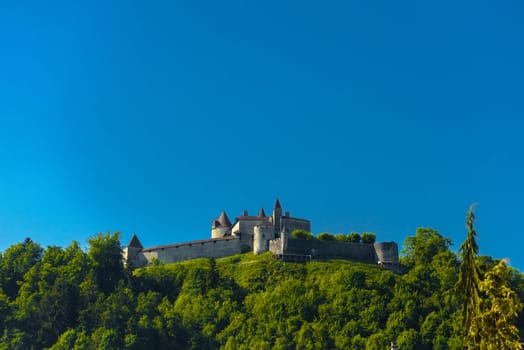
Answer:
[0, 221, 521, 349]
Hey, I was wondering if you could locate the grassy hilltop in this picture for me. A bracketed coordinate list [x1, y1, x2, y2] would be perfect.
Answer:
[131, 252, 457, 349]
[0, 228, 523, 349]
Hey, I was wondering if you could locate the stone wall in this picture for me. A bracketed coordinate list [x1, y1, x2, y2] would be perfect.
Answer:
[232, 219, 267, 236]
[268, 236, 284, 255]
[139, 236, 243, 265]
[282, 217, 310, 233]
[269, 237, 378, 264]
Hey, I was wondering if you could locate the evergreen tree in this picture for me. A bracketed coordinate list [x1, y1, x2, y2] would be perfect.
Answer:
[457, 204, 482, 348]
[458, 205, 523, 349]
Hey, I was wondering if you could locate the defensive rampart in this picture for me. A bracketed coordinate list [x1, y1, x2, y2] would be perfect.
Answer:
[139, 236, 245, 264]
[270, 237, 380, 264]
[373, 242, 399, 263]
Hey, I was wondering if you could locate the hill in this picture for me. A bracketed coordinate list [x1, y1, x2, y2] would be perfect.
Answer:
[0, 230, 522, 349]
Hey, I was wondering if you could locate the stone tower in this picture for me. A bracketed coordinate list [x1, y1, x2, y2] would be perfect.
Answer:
[272, 198, 282, 237]
[253, 223, 275, 255]
[123, 234, 143, 267]
[212, 211, 232, 238]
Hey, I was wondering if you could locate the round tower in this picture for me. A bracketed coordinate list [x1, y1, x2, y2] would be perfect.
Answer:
[253, 223, 275, 255]
[212, 211, 232, 238]
[374, 242, 399, 264]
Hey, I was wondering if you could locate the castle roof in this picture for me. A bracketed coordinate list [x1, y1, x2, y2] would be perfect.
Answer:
[236, 216, 272, 222]
[128, 234, 143, 249]
[217, 211, 232, 227]
[274, 198, 281, 209]
[258, 208, 266, 217]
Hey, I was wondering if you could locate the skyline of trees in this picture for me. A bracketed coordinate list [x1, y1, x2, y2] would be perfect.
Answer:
[0, 208, 522, 349]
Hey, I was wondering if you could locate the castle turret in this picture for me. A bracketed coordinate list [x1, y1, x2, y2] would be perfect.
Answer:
[374, 242, 399, 264]
[253, 223, 275, 255]
[123, 234, 143, 267]
[272, 198, 282, 237]
[212, 211, 232, 238]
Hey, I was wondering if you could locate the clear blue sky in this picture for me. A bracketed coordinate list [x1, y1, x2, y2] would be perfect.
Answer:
[1, 1, 523, 269]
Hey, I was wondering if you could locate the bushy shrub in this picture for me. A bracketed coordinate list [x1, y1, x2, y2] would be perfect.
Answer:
[335, 234, 348, 242]
[361, 232, 376, 244]
[348, 232, 361, 243]
[291, 229, 314, 240]
[317, 233, 336, 241]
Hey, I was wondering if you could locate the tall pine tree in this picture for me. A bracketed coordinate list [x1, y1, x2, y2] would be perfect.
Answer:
[458, 204, 523, 349]
[458, 204, 482, 348]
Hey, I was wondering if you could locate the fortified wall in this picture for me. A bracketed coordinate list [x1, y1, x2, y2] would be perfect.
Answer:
[269, 233, 399, 265]
[124, 199, 402, 270]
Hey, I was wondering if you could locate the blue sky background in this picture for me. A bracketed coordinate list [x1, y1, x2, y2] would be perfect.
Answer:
[1, 1, 523, 269]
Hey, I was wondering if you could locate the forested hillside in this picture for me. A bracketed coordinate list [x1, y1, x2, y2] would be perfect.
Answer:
[0, 229, 522, 349]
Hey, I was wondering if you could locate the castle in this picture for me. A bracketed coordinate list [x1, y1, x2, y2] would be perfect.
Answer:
[123, 199, 400, 268]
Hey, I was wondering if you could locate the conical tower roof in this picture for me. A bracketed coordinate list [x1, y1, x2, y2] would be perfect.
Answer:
[274, 198, 282, 209]
[218, 211, 232, 227]
[128, 234, 143, 249]
[258, 208, 266, 217]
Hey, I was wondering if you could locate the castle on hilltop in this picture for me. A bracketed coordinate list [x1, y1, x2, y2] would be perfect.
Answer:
[123, 199, 400, 269]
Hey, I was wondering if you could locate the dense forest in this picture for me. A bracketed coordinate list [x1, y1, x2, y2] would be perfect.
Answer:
[0, 226, 522, 349]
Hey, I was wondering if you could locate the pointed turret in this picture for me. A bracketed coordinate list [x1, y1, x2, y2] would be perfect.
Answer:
[124, 234, 144, 267]
[128, 234, 143, 249]
[212, 211, 233, 238]
[218, 211, 232, 227]
[258, 208, 266, 217]
[273, 198, 283, 237]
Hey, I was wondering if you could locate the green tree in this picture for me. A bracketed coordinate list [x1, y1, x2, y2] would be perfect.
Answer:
[469, 259, 523, 350]
[0, 238, 42, 298]
[290, 229, 313, 240]
[348, 232, 361, 243]
[361, 232, 376, 244]
[397, 328, 422, 350]
[335, 233, 348, 242]
[87, 232, 124, 294]
[317, 233, 335, 241]
[457, 205, 482, 348]
[401, 228, 451, 267]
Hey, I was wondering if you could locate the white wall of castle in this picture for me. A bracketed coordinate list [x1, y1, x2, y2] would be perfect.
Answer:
[253, 225, 275, 255]
[212, 226, 230, 238]
[231, 219, 268, 237]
